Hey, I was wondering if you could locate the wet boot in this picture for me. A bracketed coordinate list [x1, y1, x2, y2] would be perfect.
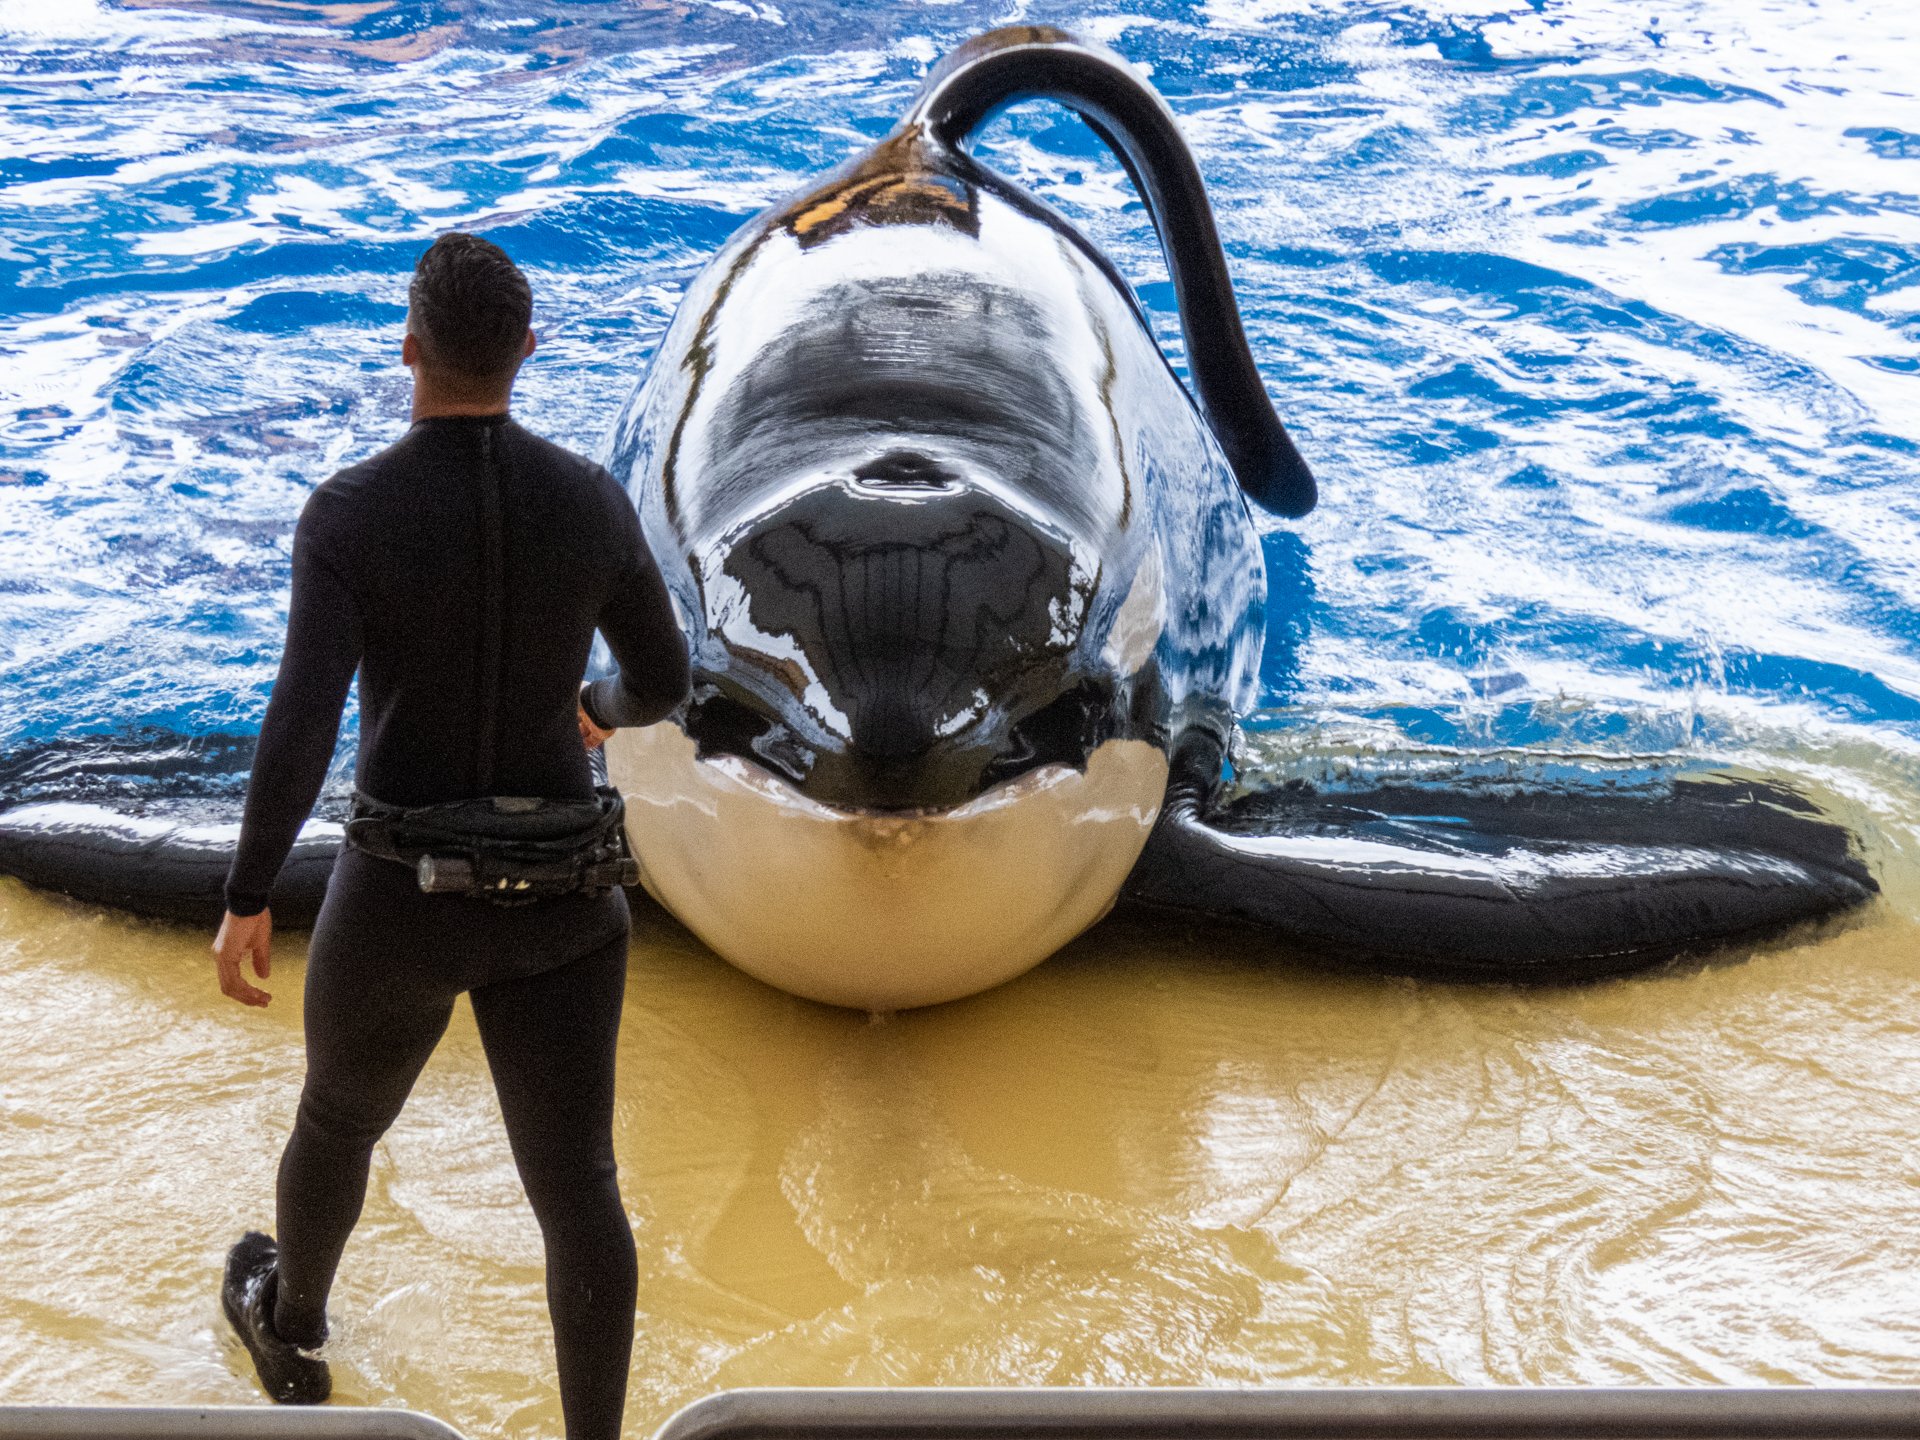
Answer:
[221, 1231, 331, 1405]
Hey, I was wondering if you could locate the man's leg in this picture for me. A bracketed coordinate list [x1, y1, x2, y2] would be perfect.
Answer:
[271, 879, 458, 1346]
[469, 931, 635, 1440]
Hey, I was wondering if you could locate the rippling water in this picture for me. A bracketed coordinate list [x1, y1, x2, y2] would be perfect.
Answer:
[2, 0, 1919, 1433]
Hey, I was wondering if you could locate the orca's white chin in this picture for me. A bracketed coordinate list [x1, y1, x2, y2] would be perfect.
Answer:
[604, 723, 1168, 1010]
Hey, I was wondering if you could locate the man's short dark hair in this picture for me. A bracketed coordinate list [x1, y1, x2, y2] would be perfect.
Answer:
[407, 232, 533, 382]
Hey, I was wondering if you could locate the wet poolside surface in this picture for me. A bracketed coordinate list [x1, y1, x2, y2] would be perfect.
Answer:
[4, 848, 1919, 1435]
[3, 0, 1920, 1432]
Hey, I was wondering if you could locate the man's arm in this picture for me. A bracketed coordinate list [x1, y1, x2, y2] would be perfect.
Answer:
[580, 504, 691, 733]
[215, 506, 362, 1005]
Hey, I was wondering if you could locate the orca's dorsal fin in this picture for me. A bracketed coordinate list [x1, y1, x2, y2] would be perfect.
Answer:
[904, 26, 1316, 518]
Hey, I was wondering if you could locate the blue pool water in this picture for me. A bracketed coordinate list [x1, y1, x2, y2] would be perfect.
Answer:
[1, 0, 1917, 807]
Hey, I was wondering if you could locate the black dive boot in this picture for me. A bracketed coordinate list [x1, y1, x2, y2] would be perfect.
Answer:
[221, 1231, 331, 1404]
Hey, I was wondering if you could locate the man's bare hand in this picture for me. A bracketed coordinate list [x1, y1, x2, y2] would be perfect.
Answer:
[578, 699, 614, 751]
[212, 909, 274, 1008]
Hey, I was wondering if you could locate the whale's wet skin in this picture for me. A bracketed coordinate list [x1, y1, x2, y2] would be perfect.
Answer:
[3, 0, 1920, 1434]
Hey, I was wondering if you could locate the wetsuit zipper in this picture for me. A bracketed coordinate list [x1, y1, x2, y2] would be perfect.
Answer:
[475, 424, 505, 795]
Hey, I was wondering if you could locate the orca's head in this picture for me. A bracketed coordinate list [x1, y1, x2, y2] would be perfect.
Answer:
[608, 445, 1176, 1010]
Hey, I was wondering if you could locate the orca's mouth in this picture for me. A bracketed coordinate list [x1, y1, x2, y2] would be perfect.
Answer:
[681, 678, 1122, 813]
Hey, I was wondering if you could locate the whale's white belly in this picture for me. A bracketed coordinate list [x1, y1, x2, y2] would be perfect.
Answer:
[605, 725, 1167, 1010]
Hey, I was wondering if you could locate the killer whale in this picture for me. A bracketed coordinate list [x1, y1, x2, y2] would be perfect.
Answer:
[0, 27, 1876, 1007]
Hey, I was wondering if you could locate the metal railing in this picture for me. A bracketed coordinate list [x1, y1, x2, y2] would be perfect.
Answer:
[652, 1387, 1920, 1440]
[0, 1407, 466, 1440]
[4, 1387, 1918, 1440]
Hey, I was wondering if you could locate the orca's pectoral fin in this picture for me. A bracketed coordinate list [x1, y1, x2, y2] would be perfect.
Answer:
[0, 801, 339, 929]
[1123, 770, 1878, 982]
[0, 729, 344, 927]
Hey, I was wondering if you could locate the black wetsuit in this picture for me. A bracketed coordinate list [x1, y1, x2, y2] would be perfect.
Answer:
[225, 413, 689, 1440]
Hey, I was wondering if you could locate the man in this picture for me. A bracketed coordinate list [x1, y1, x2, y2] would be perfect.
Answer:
[210, 231, 689, 1440]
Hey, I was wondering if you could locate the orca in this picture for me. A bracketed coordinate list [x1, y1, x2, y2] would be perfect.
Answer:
[0, 27, 1876, 1008]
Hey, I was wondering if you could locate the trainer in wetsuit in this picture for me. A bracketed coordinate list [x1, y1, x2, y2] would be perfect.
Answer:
[210, 232, 689, 1440]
